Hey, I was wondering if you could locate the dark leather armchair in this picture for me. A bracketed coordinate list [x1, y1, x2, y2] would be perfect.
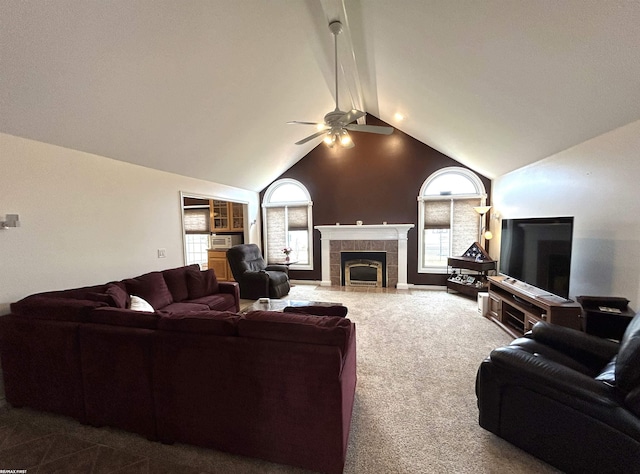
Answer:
[226, 244, 290, 300]
[476, 315, 640, 472]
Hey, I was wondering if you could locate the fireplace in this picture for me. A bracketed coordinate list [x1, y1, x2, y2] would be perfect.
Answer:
[341, 251, 387, 287]
[315, 224, 414, 289]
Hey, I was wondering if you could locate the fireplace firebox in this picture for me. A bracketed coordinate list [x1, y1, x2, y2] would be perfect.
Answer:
[341, 251, 387, 287]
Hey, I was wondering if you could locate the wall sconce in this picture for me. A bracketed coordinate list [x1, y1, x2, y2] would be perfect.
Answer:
[1, 214, 20, 229]
[473, 206, 492, 244]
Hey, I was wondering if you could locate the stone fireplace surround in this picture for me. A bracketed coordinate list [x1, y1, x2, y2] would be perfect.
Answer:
[315, 224, 414, 289]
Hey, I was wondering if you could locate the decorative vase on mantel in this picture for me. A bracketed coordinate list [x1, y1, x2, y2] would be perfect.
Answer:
[285, 255, 290, 263]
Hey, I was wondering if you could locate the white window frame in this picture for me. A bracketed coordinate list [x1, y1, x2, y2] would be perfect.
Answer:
[417, 167, 487, 273]
[262, 178, 314, 271]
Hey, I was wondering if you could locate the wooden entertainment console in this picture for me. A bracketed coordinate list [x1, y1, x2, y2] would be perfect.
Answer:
[486, 276, 583, 338]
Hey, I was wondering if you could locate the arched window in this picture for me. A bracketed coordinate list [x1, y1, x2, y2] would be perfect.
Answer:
[262, 178, 313, 270]
[417, 167, 488, 273]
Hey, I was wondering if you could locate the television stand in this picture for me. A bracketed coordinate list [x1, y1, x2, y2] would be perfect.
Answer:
[486, 276, 583, 338]
[512, 294, 535, 308]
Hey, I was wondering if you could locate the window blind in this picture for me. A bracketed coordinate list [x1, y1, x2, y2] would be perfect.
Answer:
[424, 200, 450, 228]
[287, 206, 308, 230]
[184, 208, 210, 234]
[452, 198, 480, 256]
[266, 207, 287, 263]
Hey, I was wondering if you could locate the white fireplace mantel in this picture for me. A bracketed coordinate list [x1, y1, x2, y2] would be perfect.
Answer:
[315, 224, 415, 289]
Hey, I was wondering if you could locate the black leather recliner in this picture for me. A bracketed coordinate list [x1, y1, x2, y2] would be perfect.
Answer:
[476, 314, 640, 473]
[226, 244, 290, 300]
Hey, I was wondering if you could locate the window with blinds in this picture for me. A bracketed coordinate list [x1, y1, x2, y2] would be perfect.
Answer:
[263, 179, 313, 270]
[183, 208, 210, 234]
[265, 206, 309, 264]
[418, 168, 487, 273]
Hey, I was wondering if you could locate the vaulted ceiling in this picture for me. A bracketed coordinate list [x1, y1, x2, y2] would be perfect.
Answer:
[2, 1, 639, 192]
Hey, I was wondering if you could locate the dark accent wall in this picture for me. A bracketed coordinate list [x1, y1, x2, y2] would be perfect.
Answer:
[261, 116, 492, 286]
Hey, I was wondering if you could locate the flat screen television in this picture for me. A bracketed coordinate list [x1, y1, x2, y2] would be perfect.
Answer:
[499, 217, 574, 298]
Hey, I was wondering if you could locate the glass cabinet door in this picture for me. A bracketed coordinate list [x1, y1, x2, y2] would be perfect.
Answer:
[212, 200, 230, 231]
[231, 202, 244, 231]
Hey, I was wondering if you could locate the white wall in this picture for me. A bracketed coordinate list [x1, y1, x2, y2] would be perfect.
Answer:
[492, 119, 640, 308]
[0, 132, 260, 315]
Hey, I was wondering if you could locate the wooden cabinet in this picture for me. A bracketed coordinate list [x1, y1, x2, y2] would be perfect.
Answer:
[211, 200, 244, 232]
[231, 202, 244, 231]
[208, 250, 234, 281]
[486, 275, 583, 338]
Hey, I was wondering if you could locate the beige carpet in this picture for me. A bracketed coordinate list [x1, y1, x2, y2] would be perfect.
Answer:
[286, 285, 559, 474]
[0, 286, 560, 473]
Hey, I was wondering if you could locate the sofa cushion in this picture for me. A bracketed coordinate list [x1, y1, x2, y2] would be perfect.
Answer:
[187, 293, 236, 312]
[283, 305, 348, 317]
[158, 311, 240, 335]
[238, 310, 353, 354]
[84, 292, 116, 305]
[130, 295, 154, 313]
[186, 269, 219, 299]
[88, 307, 160, 329]
[162, 264, 200, 302]
[105, 283, 129, 308]
[616, 311, 640, 392]
[10, 296, 107, 322]
[625, 385, 640, 418]
[159, 302, 211, 313]
[44, 284, 110, 300]
[123, 271, 173, 310]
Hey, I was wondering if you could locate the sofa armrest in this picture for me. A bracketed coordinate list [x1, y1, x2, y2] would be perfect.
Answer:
[265, 264, 289, 275]
[242, 271, 270, 282]
[490, 345, 620, 407]
[529, 322, 619, 369]
[217, 281, 240, 312]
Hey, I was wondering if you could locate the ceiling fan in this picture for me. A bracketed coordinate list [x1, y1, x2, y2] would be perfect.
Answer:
[288, 20, 393, 148]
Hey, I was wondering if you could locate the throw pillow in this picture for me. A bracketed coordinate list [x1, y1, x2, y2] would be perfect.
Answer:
[122, 271, 173, 309]
[186, 269, 219, 299]
[162, 264, 200, 302]
[105, 283, 129, 308]
[130, 295, 154, 312]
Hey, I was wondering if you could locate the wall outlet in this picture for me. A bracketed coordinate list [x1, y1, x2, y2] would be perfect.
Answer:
[157, 248, 167, 258]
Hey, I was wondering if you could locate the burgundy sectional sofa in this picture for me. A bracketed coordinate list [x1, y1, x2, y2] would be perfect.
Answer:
[0, 264, 357, 473]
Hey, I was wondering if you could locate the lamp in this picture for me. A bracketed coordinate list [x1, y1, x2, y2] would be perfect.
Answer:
[473, 206, 492, 244]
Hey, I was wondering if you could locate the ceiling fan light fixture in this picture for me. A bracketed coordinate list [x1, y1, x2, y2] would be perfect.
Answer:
[340, 129, 353, 147]
[288, 20, 394, 148]
[324, 133, 336, 147]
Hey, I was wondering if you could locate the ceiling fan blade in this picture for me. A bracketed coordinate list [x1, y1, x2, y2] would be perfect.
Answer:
[340, 109, 366, 124]
[345, 124, 394, 135]
[294, 130, 328, 145]
[287, 121, 325, 127]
